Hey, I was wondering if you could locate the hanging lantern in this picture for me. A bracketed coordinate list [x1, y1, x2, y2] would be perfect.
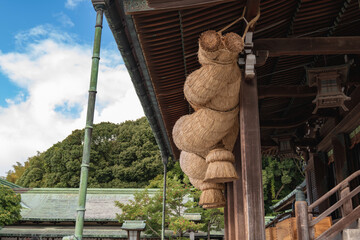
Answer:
[306, 64, 351, 114]
[272, 134, 296, 156]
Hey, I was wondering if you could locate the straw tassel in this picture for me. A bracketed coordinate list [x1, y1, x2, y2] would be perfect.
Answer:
[204, 148, 238, 183]
[188, 177, 225, 207]
[199, 189, 226, 206]
[172, 29, 246, 208]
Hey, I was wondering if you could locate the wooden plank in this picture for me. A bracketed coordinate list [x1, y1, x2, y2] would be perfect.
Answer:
[313, 217, 332, 238]
[245, 0, 260, 19]
[308, 170, 360, 212]
[316, 205, 360, 240]
[254, 37, 360, 56]
[258, 85, 317, 99]
[124, 0, 236, 14]
[295, 201, 310, 240]
[309, 185, 360, 227]
[239, 76, 265, 240]
[224, 187, 229, 240]
[233, 137, 246, 240]
[225, 182, 236, 240]
[332, 134, 349, 183]
[275, 217, 296, 240]
[318, 101, 360, 151]
[313, 154, 331, 214]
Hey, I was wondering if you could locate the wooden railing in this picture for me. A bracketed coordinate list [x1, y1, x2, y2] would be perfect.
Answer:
[295, 170, 360, 240]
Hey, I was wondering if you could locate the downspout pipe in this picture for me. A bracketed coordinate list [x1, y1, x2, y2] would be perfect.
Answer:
[74, 3, 105, 240]
[161, 154, 168, 240]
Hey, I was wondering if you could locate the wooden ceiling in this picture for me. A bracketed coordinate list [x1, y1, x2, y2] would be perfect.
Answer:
[105, 0, 360, 159]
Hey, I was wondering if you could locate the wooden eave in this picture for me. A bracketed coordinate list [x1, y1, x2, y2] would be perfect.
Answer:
[104, 0, 360, 159]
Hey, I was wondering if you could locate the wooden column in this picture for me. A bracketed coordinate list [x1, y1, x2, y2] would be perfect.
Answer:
[332, 134, 352, 216]
[332, 134, 349, 183]
[238, 76, 265, 240]
[233, 137, 245, 240]
[295, 187, 310, 240]
[225, 182, 236, 240]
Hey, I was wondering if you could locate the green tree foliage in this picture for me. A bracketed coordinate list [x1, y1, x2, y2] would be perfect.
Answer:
[16, 117, 164, 188]
[6, 162, 29, 183]
[0, 185, 21, 226]
[262, 157, 305, 214]
[186, 184, 224, 240]
[115, 175, 203, 238]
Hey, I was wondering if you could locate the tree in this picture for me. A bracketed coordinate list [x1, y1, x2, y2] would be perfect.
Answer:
[115, 175, 203, 238]
[0, 185, 21, 227]
[262, 156, 305, 214]
[183, 179, 224, 240]
[15, 117, 166, 188]
[6, 162, 28, 183]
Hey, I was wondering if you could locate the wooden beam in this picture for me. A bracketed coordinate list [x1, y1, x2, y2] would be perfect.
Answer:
[317, 88, 360, 151]
[254, 37, 360, 56]
[316, 205, 360, 240]
[332, 134, 349, 183]
[245, 0, 260, 19]
[332, 133, 352, 217]
[239, 76, 265, 240]
[233, 137, 246, 240]
[258, 85, 317, 99]
[261, 115, 313, 129]
[225, 182, 236, 240]
[124, 0, 236, 14]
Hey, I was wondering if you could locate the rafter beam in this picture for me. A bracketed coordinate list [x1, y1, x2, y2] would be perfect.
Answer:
[124, 0, 236, 14]
[245, 0, 260, 19]
[254, 37, 360, 57]
[258, 85, 317, 99]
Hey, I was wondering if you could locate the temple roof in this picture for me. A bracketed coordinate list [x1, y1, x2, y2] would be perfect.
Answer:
[102, 0, 360, 159]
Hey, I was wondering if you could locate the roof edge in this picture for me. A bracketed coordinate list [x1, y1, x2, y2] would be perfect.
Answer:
[103, 0, 174, 160]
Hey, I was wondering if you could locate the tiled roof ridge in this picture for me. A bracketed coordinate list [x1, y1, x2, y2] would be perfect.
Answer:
[21, 187, 160, 194]
[0, 178, 23, 188]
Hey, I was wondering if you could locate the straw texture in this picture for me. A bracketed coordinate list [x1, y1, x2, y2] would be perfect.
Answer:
[222, 118, 239, 151]
[172, 30, 244, 208]
[204, 148, 238, 183]
[173, 107, 238, 154]
[179, 151, 207, 180]
[202, 203, 226, 209]
[188, 177, 224, 191]
[199, 189, 226, 206]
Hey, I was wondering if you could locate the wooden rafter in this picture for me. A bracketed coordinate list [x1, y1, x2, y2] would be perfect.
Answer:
[258, 85, 317, 99]
[254, 37, 360, 57]
[276, 0, 353, 130]
[124, 0, 237, 14]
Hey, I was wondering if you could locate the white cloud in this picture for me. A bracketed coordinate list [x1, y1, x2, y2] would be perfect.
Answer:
[54, 12, 75, 27]
[0, 26, 144, 176]
[65, 0, 86, 9]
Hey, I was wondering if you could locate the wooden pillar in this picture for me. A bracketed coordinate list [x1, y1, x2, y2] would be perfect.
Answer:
[332, 134, 352, 216]
[225, 182, 236, 240]
[295, 187, 310, 240]
[332, 134, 349, 183]
[238, 76, 265, 240]
[233, 137, 245, 240]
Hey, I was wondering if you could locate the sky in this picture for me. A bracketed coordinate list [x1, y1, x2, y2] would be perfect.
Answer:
[0, 0, 144, 176]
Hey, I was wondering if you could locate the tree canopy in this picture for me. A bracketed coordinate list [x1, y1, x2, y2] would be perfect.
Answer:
[16, 117, 165, 188]
[262, 156, 305, 214]
[115, 173, 205, 238]
[0, 185, 21, 227]
[7, 116, 304, 217]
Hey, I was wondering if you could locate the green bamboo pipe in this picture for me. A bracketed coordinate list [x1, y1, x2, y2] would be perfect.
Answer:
[74, 4, 105, 240]
[161, 155, 168, 240]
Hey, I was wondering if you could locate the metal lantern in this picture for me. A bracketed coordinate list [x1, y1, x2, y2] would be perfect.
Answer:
[272, 134, 295, 155]
[121, 220, 146, 240]
[306, 64, 351, 114]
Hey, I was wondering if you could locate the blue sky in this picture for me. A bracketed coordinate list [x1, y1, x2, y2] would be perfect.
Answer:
[0, 0, 144, 175]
